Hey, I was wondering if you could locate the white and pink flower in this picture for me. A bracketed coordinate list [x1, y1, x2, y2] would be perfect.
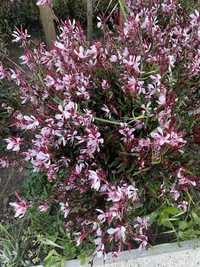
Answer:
[5, 137, 22, 152]
[36, 0, 52, 6]
[10, 200, 30, 218]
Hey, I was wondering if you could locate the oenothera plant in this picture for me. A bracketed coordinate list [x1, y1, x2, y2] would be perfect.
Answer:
[2, 0, 200, 258]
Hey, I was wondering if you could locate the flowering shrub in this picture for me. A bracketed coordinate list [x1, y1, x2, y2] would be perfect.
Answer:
[2, 0, 200, 258]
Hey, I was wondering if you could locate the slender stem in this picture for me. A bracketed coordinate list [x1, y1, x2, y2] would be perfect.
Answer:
[127, 115, 146, 124]
[118, 0, 127, 21]
[94, 117, 123, 126]
[94, 114, 146, 126]
[132, 167, 151, 176]
[0, 51, 26, 74]
[141, 70, 158, 75]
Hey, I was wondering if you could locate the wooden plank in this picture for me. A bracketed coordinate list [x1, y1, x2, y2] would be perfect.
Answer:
[39, 5, 56, 46]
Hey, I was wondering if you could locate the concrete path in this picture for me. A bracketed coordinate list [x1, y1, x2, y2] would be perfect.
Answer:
[65, 240, 200, 267]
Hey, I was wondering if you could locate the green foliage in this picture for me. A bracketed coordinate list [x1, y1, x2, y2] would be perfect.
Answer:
[0, 203, 91, 266]
[21, 171, 53, 202]
[0, 220, 33, 267]
[148, 200, 200, 245]
[0, 0, 125, 42]
[0, 1, 39, 39]
[179, 0, 200, 13]
[0, 168, 94, 266]
[0, 79, 20, 154]
[53, 0, 87, 25]
[0, 170, 94, 266]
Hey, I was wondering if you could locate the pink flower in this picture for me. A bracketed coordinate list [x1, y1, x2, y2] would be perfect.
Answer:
[126, 77, 137, 94]
[33, 151, 51, 169]
[10, 69, 21, 86]
[10, 200, 29, 218]
[110, 55, 118, 63]
[170, 184, 180, 201]
[107, 187, 124, 202]
[101, 104, 111, 118]
[47, 164, 59, 182]
[151, 127, 185, 148]
[178, 201, 188, 212]
[177, 168, 197, 188]
[134, 235, 148, 249]
[151, 127, 168, 146]
[0, 157, 9, 168]
[19, 51, 33, 67]
[134, 217, 148, 234]
[97, 207, 121, 224]
[54, 41, 65, 50]
[45, 75, 55, 87]
[101, 80, 110, 90]
[38, 203, 49, 212]
[107, 226, 126, 242]
[55, 102, 77, 122]
[82, 126, 104, 156]
[20, 115, 40, 130]
[119, 126, 135, 143]
[162, 0, 176, 14]
[97, 16, 103, 29]
[157, 94, 166, 106]
[74, 46, 89, 59]
[60, 202, 70, 218]
[190, 10, 200, 27]
[88, 170, 101, 191]
[0, 64, 5, 80]
[106, 184, 138, 204]
[5, 137, 22, 152]
[123, 55, 141, 73]
[76, 232, 86, 246]
[36, 0, 52, 6]
[12, 27, 30, 45]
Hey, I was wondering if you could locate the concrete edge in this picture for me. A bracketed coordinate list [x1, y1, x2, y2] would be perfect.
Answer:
[34, 239, 200, 267]
[65, 239, 200, 267]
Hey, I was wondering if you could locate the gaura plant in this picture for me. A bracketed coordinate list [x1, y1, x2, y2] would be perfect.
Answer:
[2, 0, 200, 259]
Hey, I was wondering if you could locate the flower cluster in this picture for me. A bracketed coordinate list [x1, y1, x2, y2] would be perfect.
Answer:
[3, 0, 200, 257]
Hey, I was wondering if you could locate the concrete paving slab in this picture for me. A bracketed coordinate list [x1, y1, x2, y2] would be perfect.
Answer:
[64, 240, 200, 267]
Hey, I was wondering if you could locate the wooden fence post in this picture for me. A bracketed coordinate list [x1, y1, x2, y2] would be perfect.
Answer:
[87, 0, 93, 41]
[39, 5, 56, 47]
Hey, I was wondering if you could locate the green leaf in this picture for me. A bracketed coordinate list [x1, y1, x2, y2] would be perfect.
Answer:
[178, 221, 188, 230]
[78, 251, 88, 265]
[158, 207, 180, 228]
[44, 249, 64, 267]
[192, 212, 200, 225]
[148, 211, 159, 224]
[40, 238, 64, 249]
